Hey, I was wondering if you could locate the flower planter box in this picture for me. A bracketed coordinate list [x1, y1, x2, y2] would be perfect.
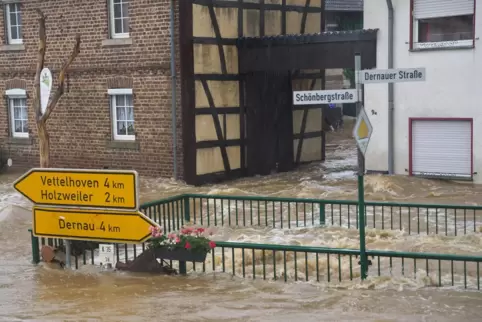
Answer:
[152, 247, 207, 263]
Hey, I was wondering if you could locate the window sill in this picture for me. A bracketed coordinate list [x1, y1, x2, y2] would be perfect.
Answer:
[410, 40, 475, 52]
[410, 45, 474, 52]
[106, 140, 139, 150]
[101, 38, 133, 47]
[0, 44, 25, 52]
[6, 136, 32, 145]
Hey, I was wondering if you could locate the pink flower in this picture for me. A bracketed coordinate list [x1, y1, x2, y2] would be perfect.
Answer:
[168, 233, 177, 240]
[154, 231, 163, 238]
[175, 237, 181, 244]
[181, 227, 194, 235]
[185, 241, 191, 249]
[149, 226, 163, 237]
[196, 228, 205, 234]
[208, 241, 216, 249]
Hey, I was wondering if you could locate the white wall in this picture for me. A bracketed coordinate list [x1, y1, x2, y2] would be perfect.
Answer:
[364, 0, 482, 182]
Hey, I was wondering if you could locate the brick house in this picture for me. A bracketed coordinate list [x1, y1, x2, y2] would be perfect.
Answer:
[0, 0, 182, 178]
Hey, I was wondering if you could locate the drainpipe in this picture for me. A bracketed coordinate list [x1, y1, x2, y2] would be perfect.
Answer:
[386, 0, 395, 175]
[170, 0, 178, 179]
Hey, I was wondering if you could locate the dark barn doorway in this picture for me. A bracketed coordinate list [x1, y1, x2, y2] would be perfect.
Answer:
[236, 30, 378, 179]
[245, 71, 294, 176]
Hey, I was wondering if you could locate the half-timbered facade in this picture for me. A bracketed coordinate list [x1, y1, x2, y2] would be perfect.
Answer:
[180, 0, 376, 185]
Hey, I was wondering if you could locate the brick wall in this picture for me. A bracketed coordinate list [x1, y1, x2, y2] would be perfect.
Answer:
[0, 0, 183, 178]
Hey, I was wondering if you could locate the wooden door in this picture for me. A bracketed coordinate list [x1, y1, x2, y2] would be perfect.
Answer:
[245, 71, 294, 176]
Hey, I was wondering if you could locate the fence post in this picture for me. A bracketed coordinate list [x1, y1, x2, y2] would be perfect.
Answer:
[183, 196, 191, 223]
[319, 203, 325, 225]
[358, 175, 368, 280]
[29, 229, 40, 264]
[179, 261, 187, 275]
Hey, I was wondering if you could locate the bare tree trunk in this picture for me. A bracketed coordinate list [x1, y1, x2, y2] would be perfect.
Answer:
[33, 9, 81, 169]
[33, 9, 82, 264]
[33, 9, 47, 167]
[37, 122, 50, 168]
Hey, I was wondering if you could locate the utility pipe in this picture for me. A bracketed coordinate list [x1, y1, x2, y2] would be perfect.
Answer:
[386, 0, 395, 175]
[170, 0, 178, 179]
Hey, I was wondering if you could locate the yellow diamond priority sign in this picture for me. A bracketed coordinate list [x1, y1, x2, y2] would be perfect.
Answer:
[353, 107, 373, 156]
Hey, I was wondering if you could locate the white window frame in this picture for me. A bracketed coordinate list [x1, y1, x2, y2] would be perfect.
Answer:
[5, 2, 23, 45]
[109, 0, 130, 39]
[413, 20, 474, 50]
[412, 1, 474, 50]
[108, 88, 135, 141]
[6, 88, 28, 138]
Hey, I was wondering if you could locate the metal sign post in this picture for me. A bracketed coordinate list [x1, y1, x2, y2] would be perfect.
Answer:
[65, 240, 72, 268]
[354, 53, 370, 280]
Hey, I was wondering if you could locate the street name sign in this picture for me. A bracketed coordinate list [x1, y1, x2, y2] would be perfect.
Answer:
[359, 68, 426, 84]
[14, 168, 139, 210]
[293, 89, 358, 105]
[32, 207, 159, 244]
[353, 107, 373, 156]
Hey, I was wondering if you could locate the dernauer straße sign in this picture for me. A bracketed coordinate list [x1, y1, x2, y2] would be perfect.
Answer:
[360, 68, 426, 84]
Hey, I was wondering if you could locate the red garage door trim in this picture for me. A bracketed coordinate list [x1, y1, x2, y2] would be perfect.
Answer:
[408, 117, 474, 178]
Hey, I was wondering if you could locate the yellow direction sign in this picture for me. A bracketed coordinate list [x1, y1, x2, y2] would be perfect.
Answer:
[13, 168, 139, 210]
[32, 207, 159, 244]
[353, 107, 373, 156]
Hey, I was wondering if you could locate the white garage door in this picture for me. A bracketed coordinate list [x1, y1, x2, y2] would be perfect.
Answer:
[411, 119, 472, 179]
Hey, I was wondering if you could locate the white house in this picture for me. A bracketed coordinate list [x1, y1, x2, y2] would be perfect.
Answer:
[363, 0, 479, 182]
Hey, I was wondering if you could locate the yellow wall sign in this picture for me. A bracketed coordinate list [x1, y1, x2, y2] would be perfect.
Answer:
[32, 207, 159, 243]
[13, 168, 139, 210]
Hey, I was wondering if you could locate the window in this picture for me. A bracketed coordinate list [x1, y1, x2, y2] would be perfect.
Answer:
[109, 0, 129, 39]
[5, 2, 22, 44]
[412, 0, 475, 50]
[108, 88, 135, 141]
[6, 88, 28, 138]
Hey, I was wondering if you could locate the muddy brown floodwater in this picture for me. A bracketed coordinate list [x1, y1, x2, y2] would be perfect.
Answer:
[1, 119, 482, 321]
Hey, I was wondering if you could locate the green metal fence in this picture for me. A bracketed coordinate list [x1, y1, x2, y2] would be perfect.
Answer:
[144, 194, 482, 236]
[140, 194, 187, 232]
[30, 194, 482, 290]
[196, 243, 481, 290]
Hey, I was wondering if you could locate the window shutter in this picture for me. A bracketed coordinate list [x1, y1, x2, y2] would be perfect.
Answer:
[106, 0, 111, 39]
[414, 0, 474, 19]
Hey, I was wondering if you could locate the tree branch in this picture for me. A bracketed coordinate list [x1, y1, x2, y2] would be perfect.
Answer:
[34, 9, 47, 123]
[40, 33, 81, 124]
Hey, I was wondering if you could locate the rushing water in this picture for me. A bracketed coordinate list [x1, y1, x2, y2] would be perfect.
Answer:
[1, 120, 482, 321]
